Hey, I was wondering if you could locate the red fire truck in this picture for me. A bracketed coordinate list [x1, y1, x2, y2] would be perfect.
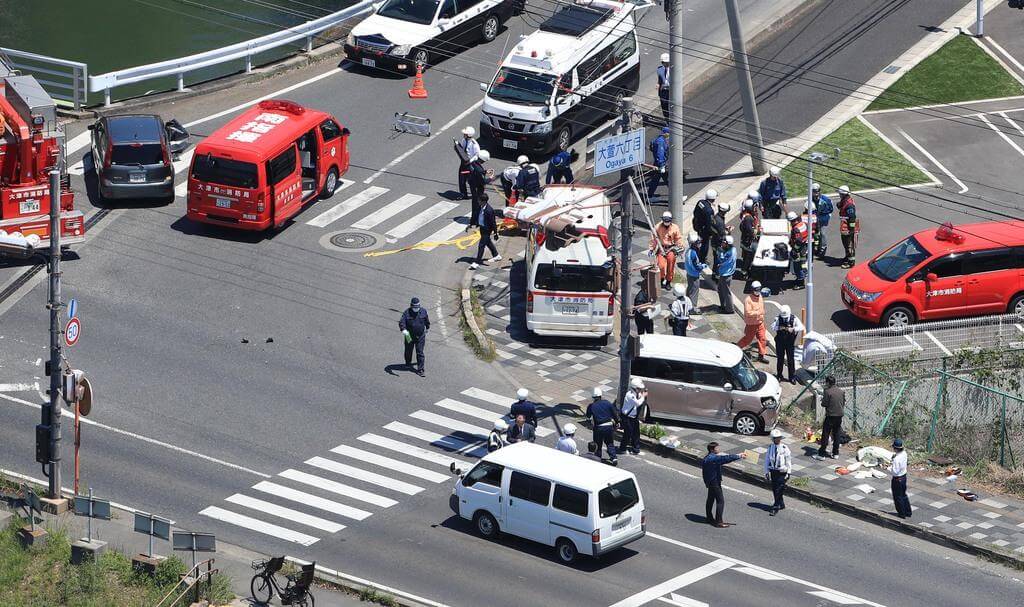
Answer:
[0, 71, 85, 256]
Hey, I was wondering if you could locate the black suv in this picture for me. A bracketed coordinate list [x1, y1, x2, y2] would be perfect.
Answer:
[89, 114, 188, 202]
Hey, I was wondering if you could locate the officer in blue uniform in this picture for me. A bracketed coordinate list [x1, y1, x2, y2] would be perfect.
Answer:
[657, 53, 671, 122]
[586, 387, 620, 465]
[546, 146, 574, 184]
[509, 388, 538, 427]
[757, 166, 788, 219]
[514, 155, 542, 200]
[399, 297, 430, 377]
[647, 127, 670, 199]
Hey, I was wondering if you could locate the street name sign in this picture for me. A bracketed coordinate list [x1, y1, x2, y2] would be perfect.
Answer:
[594, 129, 644, 177]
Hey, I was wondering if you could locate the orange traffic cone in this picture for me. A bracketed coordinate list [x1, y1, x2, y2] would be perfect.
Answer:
[408, 65, 429, 99]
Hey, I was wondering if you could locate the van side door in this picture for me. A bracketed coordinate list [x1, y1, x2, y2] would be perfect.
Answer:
[963, 248, 1016, 314]
[266, 145, 302, 226]
[574, 45, 613, 126]
[918, 254, 967, 320]
[506, 471, 552, 544]
[632, 356, 689, 421]
[689, 364, 734, 425]
[318, 118, 346, 181]
[458, 461, 504, 523]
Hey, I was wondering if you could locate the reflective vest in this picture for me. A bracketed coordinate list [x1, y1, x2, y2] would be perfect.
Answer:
[839, 197, 860, 235]
[790, 220, 808, 245]
[516, 164, 541, 196]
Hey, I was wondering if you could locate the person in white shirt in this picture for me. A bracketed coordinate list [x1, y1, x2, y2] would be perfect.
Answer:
[556, 423, 579, 455]
[618, 378, 646, 455]
[487, 419, 507, 453]
[888, 438, 912, 518]
[455, 126, 481, 199]
[764, 428, 792, 516]
[669, 283, 693, 336]
[771, 305, 805, 384]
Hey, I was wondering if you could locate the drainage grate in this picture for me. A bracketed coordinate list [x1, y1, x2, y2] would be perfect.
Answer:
[883, 65, 901, 74]
[320, 229, 383, 253]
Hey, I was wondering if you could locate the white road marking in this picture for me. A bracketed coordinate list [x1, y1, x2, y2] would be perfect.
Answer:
[306, 456, 423, 495]
[252, 481, 373, 520]
[329, 444, 448, 483]
[0, 383, 37, 392]
[224, 494, 345, 533]
[364, 100, 484, 184]
[978, 113, 1024, 159]
[647, 532, 886, 607]
[897, 128, 967, 193]
[351, 194, 424, 230]
[999, 112, 1024, 138]
[199, 506, 319, 546]
[417, 216, 471, 251]
[172, 148, 197, 196]
[278, 468, 398, 508]
[306, 186, 388, 227]
[409, 410, 489, 439]
[65, 130, 94, 160]
[847, 344, 917, 357]
[609, 559, 734, 607]
[357, 433, 468, 468]
[904, 334, 924, 352]
[856, 115, 940, 185]
[0, 392, 270, 478]
[640, 458, 751, 496]
[434, 398, 554, 437]
[985, 38, 1024, 76]
[807, 590, 864, 605]
[288, 559, 452, 607]
[383, 421, 487, 457]
[733, 566, 786, 581]
[461, 387, 515, 408]
[0, 468, 173, 520]
[922, 330, 952, 357]
[657, 594, 708, 607]
[386, 201, 459, 239]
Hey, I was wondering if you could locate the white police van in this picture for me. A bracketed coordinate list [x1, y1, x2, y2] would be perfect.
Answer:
[479, 0, 649, 154]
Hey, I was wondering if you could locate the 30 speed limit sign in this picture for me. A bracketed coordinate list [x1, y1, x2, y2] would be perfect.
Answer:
[65, 317, 81, 347]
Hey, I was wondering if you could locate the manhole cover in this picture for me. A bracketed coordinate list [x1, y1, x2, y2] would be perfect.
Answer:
[320, 229, 383, 253]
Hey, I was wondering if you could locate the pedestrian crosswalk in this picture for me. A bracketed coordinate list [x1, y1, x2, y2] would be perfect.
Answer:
[199, 387, 558, 546]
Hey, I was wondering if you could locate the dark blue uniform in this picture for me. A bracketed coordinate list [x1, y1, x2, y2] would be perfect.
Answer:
[586, 398, 620, 462]
[515, 163, 541, 199]
[509, 399, 537, 427]
[468, 160, 489, 227]
[474, 202, 498, 264]
[546, 151, 573, 184]
[399, 305, 430, 374]
[702, 452, 741, 525]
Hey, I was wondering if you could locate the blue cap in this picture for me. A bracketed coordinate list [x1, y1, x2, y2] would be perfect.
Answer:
[661, 126, 670, 134]
[892, 438, 904, 449]
[411, 297, 420, 306]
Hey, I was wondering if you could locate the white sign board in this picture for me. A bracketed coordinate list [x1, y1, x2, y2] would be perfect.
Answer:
[594, 129, 645, 177]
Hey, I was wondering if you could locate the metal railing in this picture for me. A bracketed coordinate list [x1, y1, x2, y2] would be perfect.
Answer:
[1, 47, 88, 110]
[88, 0, 375, 106]
[155, 558, 218, 607]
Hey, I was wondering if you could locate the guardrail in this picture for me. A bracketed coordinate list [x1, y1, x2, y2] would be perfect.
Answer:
[1, 47, 88, 110]
[88, 0, 375, 106]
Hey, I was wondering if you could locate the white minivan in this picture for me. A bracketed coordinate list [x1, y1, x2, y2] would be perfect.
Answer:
[450, 442, 646, 563]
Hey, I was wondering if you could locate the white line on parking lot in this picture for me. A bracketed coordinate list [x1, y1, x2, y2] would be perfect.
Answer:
[999, 112, 1024, 138]
[857, 115, 940, 185]
[977, 113, 1024, 159]
[922, 330, 952, 357]
[985, 38, 1024, 76]
[897, 128, 967, 193]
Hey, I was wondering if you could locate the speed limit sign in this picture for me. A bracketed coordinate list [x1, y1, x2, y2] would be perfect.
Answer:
[65, 317, 81, 347]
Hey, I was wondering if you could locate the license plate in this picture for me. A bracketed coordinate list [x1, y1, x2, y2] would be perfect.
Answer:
[612, 517, 631, 531]
[503, 139, 518, 149]
[19, 199, 40, 214]
[129, 172, 146, 183]
[361, 58, 376, 67]
[559, 304, 581, 315]
[214, 198, 232, 209]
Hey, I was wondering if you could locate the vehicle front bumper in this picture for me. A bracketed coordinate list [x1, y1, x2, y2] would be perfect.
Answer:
[100, 178, 174, 200]
[479, 121, 553, 154]
[593, 526, 645, 557]
[841, 286, 883, 323]
[344, 45, 418, 73]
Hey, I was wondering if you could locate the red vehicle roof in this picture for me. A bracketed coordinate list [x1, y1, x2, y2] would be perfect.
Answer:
[195, 100, 336, 163]
[912, 220, 1024, 256]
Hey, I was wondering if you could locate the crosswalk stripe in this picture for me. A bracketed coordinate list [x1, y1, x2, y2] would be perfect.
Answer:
[417, 215, 471, 251]
[199, 506, 319, 546]
[434, 398, 554, 437]
[306, 186, 388, 227]
[410, 410, 490, 439]
[461, 387, 515, 408]
[278, 469, 398, 508]
[172, 149, 196, 197]
[357, 433, 469, 469]
[351, 194, 424, 230]
[386, 201, 459, 239]
[306, 456, 423, 495]
[252, 481, 373, 520]
[329, 445, 449, 483]
[383, 421, 487, 457]
[224, 494, 345, 533]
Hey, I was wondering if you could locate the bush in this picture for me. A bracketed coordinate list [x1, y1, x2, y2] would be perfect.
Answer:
[153, 554, 187, 589]
[640, 423, 667, 440]
[207, 572, 236, 604]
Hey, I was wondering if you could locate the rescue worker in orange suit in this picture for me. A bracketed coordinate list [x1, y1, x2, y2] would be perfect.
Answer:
[787, 211, 809, 290]
[837, 185, 859, 268]
[737, 196, 760, 279]
[649, 211, 683, 289]
[737, 281, 769, 363]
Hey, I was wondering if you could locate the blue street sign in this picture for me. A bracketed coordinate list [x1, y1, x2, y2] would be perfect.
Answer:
[594, 129, 645, 177]
[67, 298, 77, 321]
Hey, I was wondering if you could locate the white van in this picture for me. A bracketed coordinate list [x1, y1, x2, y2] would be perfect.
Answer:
[479, 0, 648, 154]
[523, 185, 615, 338]
[450, 442, 646, 563]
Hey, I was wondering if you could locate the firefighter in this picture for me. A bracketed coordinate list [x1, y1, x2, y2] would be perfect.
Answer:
[837, 185, 859, 268]
[649, 211, 683, 288]
[758, 166, 787, 219]
[810, 183, 833, 257]
[455, 126, 480, 200]
[692, 188, 716, 264]
[546, 145, 574, 184]
[657, 53, 671, 122]
[514, 155, 542, 200]
[788, 211, 808, 290]
[684, 232, 707, 313]
[738, 198, 760, 278]
[647, 127, 670, 199]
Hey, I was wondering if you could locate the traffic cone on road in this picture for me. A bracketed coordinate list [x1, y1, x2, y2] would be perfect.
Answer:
[408, 65, 429, 99]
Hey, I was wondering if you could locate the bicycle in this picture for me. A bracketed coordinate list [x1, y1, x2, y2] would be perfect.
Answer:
[250, 556, 316, 606]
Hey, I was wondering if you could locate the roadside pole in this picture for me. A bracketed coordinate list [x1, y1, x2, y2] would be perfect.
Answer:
[617, 97, 634, 405]
[668, 0, 685, 221]
[976, 0, 984, 37]
[805, 152, 829, 335]
[47, 159, 64, 500]
[724, 0, 766, 174]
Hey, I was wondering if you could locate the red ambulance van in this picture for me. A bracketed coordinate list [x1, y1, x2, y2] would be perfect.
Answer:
[842, 221, 1024, 327]
[186, 100, 349, 230]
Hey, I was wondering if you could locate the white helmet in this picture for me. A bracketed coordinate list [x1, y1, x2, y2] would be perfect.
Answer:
[811, 182, 821, 192]
[717, 202, 729, 213]
[592, 387, 603, 398]
[517, 155, 530, 165]
[673, 283, 686, 297]
[769, 166, 781, 177]
[477, 149, 490, 162]
[630, 377, 645, 389]
[751, 280, 762, 291]
[462, 126, 476, 137]
[780, 305, 791, 318]
[564, 423, 577, 435]
[705, 188, 718, 201]
[725, 235, 734, 246]
[838, 185, 851, 195]
[742, 199, 754, 211]
[660, 53, 670, 63]
[787, 211, 798, 221]
[493, 419, 508, 432]
[747, 189, 762, 202]
[662, 211, 673, 221]
[770, 428, 783, 439]
[687, 232, 700, 244]
[516, 388, 529, 400]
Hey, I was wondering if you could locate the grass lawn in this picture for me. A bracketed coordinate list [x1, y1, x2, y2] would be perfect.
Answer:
[868, 34, 1024, 111]
[781, 117, 930, 199]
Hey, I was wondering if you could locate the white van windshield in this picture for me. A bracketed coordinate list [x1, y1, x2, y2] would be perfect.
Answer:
[377, 0, 439, 25]
[489, 68, 556, 106]
[534, 262, 608, 292]
[599, 479, 639, 518]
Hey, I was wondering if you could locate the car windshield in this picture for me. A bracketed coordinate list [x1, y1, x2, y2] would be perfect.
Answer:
[730, 357, 761, 391]
[869, 235, 931, 281]
[488, 68, 556, 106]
[599, 479, 639, 518]
[191, 154, 259, 189]
[377, 0, 438, 25]
[111, 143, 163, 166]
[534, 262, 608, 293]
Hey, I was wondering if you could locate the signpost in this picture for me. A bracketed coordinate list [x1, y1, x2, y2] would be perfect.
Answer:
[173, 531, 216, 570]
[134, 511, 172, 559]
[16, 484, 47, 548]
[593, 129, 644, 177]
[71, 488, 111, 563]
[64, 317, 81, 347]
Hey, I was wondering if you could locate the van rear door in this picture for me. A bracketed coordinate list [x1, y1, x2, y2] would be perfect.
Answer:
[267, 145, 302, 226]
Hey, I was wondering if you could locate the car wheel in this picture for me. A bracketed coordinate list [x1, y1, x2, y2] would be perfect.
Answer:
[608, 89, 625, 118]
[733, 412, 760, 436]
[881, 305, 915, 329]
[481, 15, 500, 42]
[556, 538, 578, 564]
[554, 127, 571, 153]
[412, 49, 430, 68]
[473, 511, 499, 539]
[1009, 293, 1024, 318]
[320, 167, 339, 199]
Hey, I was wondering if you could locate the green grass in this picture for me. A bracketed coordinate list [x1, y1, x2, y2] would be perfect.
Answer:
[868, 34, 1024, 111]
[460, 287, 496, 362]
[782, 117, 930, 199]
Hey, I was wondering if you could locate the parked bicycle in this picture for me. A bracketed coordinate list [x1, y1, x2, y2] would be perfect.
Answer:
[250, 556, 316, 606]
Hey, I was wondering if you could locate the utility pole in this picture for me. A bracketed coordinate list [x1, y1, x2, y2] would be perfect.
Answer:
[976, 0, 984, 37]
[668, 0, 685, 222]
[805, 152, 828, 335]
[47, 159, 63, 500]
[724, 0, 766, 174]
[617, 97, 634, 405]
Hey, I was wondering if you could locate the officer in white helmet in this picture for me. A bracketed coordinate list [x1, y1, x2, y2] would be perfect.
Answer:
[488, 418, 508, 452]
[683, 231, 708, 312]
[619, 377, 647, 455]
[810, 182, 834, 257]
[657, 53, 671, 120]
[455, 126, 480, 199]
[765, 427, 792, 515]
[556, 423, 580, 455]
[738, 194, 761, 278]
[758, 166, 787, 219]
[513, 154, 542, 200]
[509, 388, 537, 427]
[709, 200, 730, 273]
[715, 235, 738, 314]
[692, 188, 717, 263]
[771, 305, 804, 383]
[669, 282, 693, 336]
[787, 209, 809, 290]
[586, 387, 620, 464]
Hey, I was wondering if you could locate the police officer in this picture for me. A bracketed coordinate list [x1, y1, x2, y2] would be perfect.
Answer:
[647, 127, 670, 199]
[488, 419, 508, 452]
[715, 236, 737, 314]
[556, 423, 579, 455]
[467, 149, 493, 229]
[509, 388, 538, 428]
[787, 211, 808, 290]
[692, 189, 716, 263]
[810, 183, 833, 256]
[684, 232, 707, 314]
[738, 197, 760, 278]
[771, 305, 804, 384]
[586, 387, 619, 465]
[546, 145, 574, 184]
[669, 283, 693, 336]
[469, 193, 501, 270]
[837, 185, 858, 268]
[657, 53, 671, 122]
[399, 297, 430, 377]
[514, 155, 542, 200]
[499, 163, 521, 205]
[709, 201, 730, 272]
[632, 285, 656, 335]
[619, 377, 646, 455]
[758, 166, 788, 219]
[455, 126, 480, 199]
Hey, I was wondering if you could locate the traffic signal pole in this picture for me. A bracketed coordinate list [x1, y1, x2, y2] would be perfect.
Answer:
[668, 0, 685, 222]
[47, 160, 63, 500]
[724, 0, 766, 175]
[617, 97, 634, 405]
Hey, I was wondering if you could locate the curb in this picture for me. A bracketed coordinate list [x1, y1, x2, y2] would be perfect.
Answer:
[286, 557, 449, 607]
[460, 268, 494, 359]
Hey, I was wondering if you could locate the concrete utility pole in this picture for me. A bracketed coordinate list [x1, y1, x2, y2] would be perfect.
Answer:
[617, 97, 634, 405]
[805, 152, 829, 335]
[724, 0, 766, 174]
[668, 0, 685, 222]
[976, 0, 984, 37]
[47, 161, 63, 500]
